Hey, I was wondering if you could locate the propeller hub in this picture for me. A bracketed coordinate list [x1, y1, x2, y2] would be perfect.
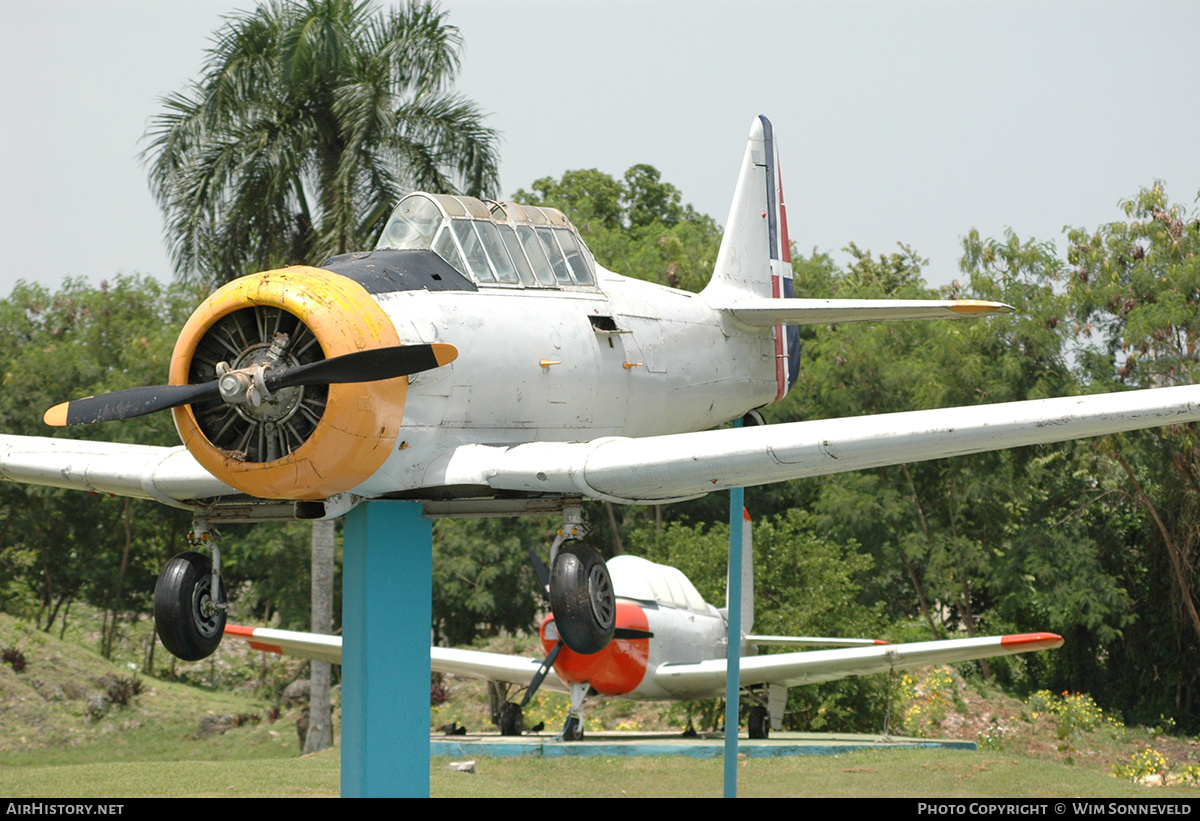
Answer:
[224, 344, 305, 424]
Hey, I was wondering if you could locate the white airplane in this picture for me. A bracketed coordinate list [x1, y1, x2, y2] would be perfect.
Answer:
[4, 115, 1200, 664]
[224, 512, 1064, 740]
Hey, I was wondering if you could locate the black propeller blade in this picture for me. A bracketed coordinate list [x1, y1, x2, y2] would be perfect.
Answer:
[44, 342, 457, 427]
[44, 382, 223, 427]
[528, 545, 551, 601]
[520, 640, 564, 708]
[614, 627, 654, 640]
[262, 343, 454, 391]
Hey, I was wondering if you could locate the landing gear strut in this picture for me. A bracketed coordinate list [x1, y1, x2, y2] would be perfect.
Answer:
[154, 520, 226, 661]
[560, 681, 588, 741]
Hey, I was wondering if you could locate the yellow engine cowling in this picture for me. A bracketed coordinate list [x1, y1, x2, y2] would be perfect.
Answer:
[170, 266, 406, 500]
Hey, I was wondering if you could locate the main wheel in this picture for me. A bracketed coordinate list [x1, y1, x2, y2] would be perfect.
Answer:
[561, 715, 584, 741]
[748, 705, 770, 739]
[499, 702, 524, 736]
[549, 543, 615, 655]
[154, 551, 225, 661]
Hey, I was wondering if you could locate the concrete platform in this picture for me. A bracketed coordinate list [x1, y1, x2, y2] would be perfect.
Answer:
[430, 730, 976, 759]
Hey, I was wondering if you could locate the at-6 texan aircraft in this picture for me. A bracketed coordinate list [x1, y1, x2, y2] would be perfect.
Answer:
[225, 511, 1064, 740]
[5, 115, 1200, 665]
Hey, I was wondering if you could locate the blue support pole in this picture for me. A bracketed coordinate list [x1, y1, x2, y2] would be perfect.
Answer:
[341, 501, 432, 797]
[723, 418, 745, 799]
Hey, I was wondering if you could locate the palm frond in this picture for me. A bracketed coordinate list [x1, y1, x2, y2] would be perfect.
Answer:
[141, 0, 500, 285]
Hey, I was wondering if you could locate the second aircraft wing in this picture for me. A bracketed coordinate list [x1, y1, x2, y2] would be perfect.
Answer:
[652, 633, 1063, 697]
[224, 625, 566, 692]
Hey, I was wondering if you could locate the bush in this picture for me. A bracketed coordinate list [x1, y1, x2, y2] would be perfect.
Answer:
[2, 646, 26, 673]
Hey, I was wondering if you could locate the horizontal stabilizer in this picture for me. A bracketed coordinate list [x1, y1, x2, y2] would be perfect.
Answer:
[747, 635, 888, 648]
[724, 297, 1014, 327]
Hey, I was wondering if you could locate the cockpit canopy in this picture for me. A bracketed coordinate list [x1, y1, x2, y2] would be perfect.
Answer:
[607, 555, 713, 615]
[375, 193, 597, 288]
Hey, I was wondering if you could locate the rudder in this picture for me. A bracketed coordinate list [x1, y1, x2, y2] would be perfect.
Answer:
[703, 116, 799, 401]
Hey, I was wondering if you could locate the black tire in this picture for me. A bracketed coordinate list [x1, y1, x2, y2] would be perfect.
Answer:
[549, 543, 615, 655]
[499, 702, 523, 736]
[562, 715, 584, 741]
[748, 705, 770, 739]
[154, 551, 225, 661]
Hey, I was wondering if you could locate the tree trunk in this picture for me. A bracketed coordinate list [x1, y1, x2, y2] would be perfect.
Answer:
[1112, 447, 1200, 645]
[899, 463, 943, 640]
[303, 519, 335, 753]
[604, 502, 624, 555]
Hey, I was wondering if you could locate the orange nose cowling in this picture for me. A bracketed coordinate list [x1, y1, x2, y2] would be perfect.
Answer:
[541, 600, 650, 696]
[170, 266, 407, 500]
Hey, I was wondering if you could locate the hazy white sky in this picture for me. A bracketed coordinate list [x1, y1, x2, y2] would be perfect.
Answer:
[2, 0, 1197, 297]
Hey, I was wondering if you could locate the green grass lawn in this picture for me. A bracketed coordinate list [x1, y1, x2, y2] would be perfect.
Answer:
[3, 612, 1199, 798]
[5, 747, 1196, 798]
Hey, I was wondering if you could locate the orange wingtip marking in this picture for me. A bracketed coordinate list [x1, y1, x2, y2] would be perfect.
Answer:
[948, 300, 1014, 315]
[43, 403, 68, 427]
[249, 641, 284, 655]
[1000, 632, 1064, 650]
[432, 343, 458, 367]
[224, 624, 257, 637]
[873, 639, 891, 645]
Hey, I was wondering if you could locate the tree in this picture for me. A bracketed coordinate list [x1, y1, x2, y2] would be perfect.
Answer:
[144, 0, 501, 286]
[431, 518, 547, 647]
[514, 166, 722, 293]
[143, 0, 502, 752]
[1061, 183, 1200, 724]
[0, 278, 195, 648]
[622, 164, 684, 229]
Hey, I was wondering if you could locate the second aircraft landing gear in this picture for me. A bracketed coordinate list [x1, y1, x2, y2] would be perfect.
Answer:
[154, 520, 227, 661]
[499, 702, 524, 736]
[747, 705, 770, 739]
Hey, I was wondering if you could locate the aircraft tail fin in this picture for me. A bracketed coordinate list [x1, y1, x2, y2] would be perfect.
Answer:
[703, 115, 800, 401]
[704, 116, 792, 301]
[724, 506, 754, 635]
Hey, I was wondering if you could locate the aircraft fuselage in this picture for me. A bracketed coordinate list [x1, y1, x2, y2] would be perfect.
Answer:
[541, 555, 737, 701]
[355, 262, 778, 500]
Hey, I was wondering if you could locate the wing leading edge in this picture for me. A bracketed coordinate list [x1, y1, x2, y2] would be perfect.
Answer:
[435, 383, 1200, 503]
[0, 435, 237, 507]
[653, 633, 1064, 697]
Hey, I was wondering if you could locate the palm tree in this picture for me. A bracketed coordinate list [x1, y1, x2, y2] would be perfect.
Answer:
[143, 0, 502, 754]
[143, 0, 501, 286]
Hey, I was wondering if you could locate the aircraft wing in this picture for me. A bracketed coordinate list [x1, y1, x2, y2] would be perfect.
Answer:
[652, 632, 1063, 697]
[224, 625, 566, 692]
[434, 384, 1200, 503]
[225, 624, 343, 665]
[0, 435, 238, 507]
